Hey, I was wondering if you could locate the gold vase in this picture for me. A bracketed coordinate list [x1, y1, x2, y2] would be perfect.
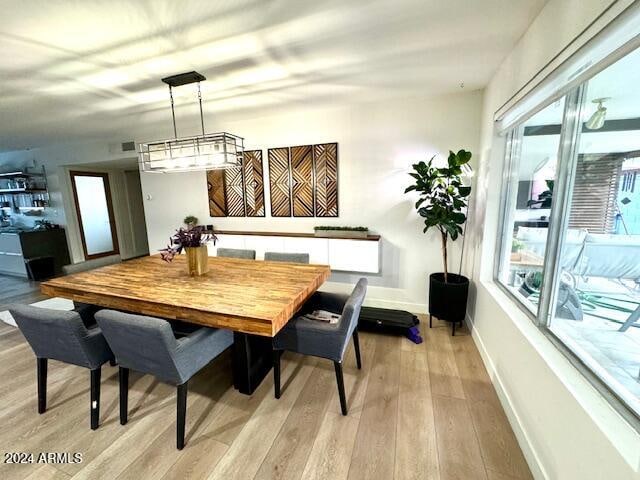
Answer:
[185, 246, 209, 276]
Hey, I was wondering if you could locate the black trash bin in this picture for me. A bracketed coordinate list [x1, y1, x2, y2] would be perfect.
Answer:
[25, 256, 55, 281]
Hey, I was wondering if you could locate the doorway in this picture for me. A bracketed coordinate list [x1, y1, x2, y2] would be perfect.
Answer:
[70, 171, 119, 260]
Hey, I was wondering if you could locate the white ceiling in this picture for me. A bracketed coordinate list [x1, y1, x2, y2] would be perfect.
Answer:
[0, 0, 546, 152]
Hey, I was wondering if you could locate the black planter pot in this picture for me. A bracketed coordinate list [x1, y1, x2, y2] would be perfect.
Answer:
[428, 272, 470, 336]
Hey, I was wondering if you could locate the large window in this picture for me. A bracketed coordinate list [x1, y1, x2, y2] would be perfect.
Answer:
[496, 43, 640, 421]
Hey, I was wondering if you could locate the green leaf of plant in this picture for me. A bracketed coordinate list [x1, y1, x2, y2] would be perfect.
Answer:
[405, 150, 472, 251]
[452, 212, 466, 224]
[456, 149, 472, 164]
[448, 150, 457, 167]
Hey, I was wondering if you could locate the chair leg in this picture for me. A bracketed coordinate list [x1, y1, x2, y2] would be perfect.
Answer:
[429, 314, 432, 328]
[119, 367, 129, 425]
[273, 350, 281, 399]
[37, 358, 47, 414]
[352, 330, 362, 370]
[90, 367, 101, 430]
[334, 361, 348, 416]
[176, 382, 188, 450]
[452, 320, 456, 336]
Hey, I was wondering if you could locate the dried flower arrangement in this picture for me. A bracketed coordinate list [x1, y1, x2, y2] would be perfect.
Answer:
[160, 226, 217, 262]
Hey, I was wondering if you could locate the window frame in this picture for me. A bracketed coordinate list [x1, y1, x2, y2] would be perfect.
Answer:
[493, 77, 640, 429]
[493, 126, 539, 321]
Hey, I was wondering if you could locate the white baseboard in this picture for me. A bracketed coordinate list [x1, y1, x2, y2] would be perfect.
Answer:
[363, 297, 428, 313]
[465, 313, 548, 480]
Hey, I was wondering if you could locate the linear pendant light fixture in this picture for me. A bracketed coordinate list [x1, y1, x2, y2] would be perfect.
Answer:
[138, 71, 244, 173]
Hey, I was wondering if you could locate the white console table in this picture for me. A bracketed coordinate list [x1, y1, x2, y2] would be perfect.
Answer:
[207, 230, 380, 273]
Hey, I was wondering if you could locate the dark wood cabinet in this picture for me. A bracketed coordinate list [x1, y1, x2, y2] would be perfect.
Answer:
[0, 229, 70, 278]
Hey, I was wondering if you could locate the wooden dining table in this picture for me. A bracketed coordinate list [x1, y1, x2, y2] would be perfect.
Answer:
[41, 255, 331, 394]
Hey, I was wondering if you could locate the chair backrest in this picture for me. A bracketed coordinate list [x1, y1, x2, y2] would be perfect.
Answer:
[217, 248, 256, 260]
[339, 278, 368, 335]
[63, 254, 121, 275]
[264, 252, 310, 264]
[95, 310, 182, 383]
[9, 304, 109, 369]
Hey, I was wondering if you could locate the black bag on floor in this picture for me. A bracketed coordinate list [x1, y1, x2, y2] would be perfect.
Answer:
[358, 306, 419, 334]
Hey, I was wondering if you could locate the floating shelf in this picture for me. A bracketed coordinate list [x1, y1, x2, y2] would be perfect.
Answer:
[0, 167, 49, 216]
[0, 188, 48, 194]
[0, 171, 26, 178]
[0, 168, 47, 179]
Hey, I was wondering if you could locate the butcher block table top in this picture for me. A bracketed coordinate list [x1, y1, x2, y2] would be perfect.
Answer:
[41, 255, 331, 337]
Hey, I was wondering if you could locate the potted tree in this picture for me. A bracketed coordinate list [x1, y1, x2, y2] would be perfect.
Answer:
[405, 149, 472, 335]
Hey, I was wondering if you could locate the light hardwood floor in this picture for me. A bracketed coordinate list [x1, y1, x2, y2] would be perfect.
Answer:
[0, 289, 532, 480]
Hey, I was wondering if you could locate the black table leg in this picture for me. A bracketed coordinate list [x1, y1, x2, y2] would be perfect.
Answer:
[232, 332, 273, 395]
[273, 350, 281, 399]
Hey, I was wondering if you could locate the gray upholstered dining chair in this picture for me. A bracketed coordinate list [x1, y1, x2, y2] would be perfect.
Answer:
[217, 248, 256, 260]
[264, 252, 310, 263]
[9, 304, 115, 430]
[273, 278, 367, 415]
[95, 310, 233, 450]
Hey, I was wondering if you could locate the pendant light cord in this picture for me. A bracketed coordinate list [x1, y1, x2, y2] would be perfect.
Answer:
[197, 82, 205, 135]
[168, 81, 206, 138]
[168, 85, 177, 139]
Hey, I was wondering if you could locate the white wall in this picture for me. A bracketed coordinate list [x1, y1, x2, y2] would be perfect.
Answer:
[0, 145, 149, 263]
[1, 89, 481, 310]
[466, 0, 640, 478]
[141, 91, 483, 312]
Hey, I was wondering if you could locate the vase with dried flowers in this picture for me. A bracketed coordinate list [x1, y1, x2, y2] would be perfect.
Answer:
[160, 226, 217, 276]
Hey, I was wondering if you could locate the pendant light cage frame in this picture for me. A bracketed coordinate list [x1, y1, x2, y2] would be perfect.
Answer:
[138, 71, 244, 173]
[139, 132, 244, 173]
